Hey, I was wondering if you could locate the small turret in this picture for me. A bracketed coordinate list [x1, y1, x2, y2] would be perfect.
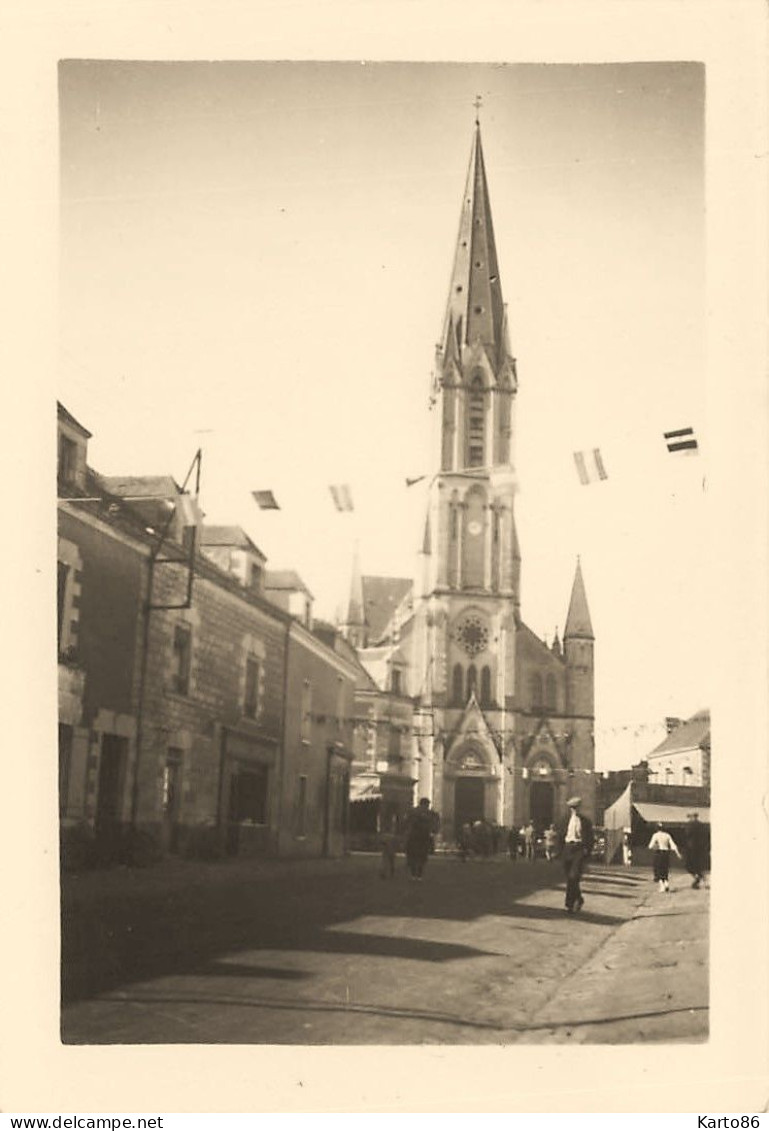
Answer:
[564, 558, 594, 717]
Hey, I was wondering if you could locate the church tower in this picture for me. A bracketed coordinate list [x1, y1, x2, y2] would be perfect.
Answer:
[411, 120, 522, 832]
[344, 118, 596, 838]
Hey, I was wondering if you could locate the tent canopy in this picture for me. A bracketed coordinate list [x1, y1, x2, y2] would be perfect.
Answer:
[633, 802, 710, 825]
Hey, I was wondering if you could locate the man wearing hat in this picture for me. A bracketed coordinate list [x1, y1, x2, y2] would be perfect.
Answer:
[558, 796, 594, 914]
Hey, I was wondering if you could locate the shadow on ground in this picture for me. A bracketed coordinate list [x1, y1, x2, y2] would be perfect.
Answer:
[60, 858, 641, 1004]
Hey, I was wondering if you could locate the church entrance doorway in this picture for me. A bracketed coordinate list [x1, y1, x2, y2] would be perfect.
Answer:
[454, 777, 485, 835]
[530, 780, 554, 832]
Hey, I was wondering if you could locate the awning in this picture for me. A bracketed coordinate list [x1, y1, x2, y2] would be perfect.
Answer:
[633, 802, 710, 824]
[349, 779, 382, 802]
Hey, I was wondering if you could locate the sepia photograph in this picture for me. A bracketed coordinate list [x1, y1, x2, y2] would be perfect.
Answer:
[56, 59, 714, 1047]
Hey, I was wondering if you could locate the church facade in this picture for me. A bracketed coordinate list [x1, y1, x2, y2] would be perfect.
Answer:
[343, 123, 596, 840]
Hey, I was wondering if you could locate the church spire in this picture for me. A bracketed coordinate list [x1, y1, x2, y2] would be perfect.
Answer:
[342, 542, 366, 648]
[564, 558, 594, 640]
[441, 122, 507, 358]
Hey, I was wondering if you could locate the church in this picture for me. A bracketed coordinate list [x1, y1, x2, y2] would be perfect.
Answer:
[343, 121, 596, 841]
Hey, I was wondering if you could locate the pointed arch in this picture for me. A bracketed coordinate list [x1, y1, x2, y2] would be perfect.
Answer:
[448, 489, 460, 589]
[462, 486, 486, 588]
[466, 372, 487, 468]
[466, 664, 478, 701]
[480, 665, 492, 707]
[452, 663, 464, 706]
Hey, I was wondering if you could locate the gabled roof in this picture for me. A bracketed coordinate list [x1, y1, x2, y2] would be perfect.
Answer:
[264, 569, 313, 597]
[648, 710, 710, 758]
[200, 525, 266, 560]
[362, 576, 413, 643]
[57, 401, 91, 439]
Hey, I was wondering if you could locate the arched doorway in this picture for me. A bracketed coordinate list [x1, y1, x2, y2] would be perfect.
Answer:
[455, 777, 485, 833]
[530, 780, 554, 832]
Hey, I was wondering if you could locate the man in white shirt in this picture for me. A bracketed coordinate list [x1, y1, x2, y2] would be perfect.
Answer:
[648, 822, 681, 892]
[557, 796, 594, 914]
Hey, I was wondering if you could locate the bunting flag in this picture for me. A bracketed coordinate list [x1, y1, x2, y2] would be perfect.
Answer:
[406, 475, 427, 488]
[664, 427, 699, 455]
[329, 484, 354, 512]
[573, 448, 608, 486]
[251, 489, 280, 510]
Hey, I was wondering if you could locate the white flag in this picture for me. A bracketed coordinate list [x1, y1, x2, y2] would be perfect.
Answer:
[329, 484, 354, 512]
[573, 449, 608, 486]
[175, 493, 203, 527]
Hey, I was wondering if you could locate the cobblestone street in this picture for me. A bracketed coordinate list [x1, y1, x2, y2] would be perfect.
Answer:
[61, 853, 708, 1044]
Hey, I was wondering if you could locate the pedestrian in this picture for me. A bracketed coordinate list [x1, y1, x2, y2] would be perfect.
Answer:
[647, 821, 681, 892]
[557, 796, 594, 914]
[544, 823, 558, 862]
[522, 820, 535, 861]
[404, 797, 438, 880]
[458, 821, 472, 862]
[684, 811, 708, 889]
[379, 817, 398, 880]
[507, 825, 519, 862]
[621, 828, 633, 867]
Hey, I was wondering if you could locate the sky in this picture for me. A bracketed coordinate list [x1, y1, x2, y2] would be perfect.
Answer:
[59, 60, 707, 770]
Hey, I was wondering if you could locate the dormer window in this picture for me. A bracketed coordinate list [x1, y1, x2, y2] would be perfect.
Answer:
[249, 561, 262, 592]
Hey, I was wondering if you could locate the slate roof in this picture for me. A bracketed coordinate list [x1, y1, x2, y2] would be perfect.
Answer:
[648, 710, 710, 758]
[361, 576, 413, 643]
[200, 525, 266, 559]
[264, 569, 313, 597]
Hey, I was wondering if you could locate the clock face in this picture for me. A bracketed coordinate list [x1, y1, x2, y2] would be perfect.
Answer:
[455, 613, 489, 656]
[467, 520, 482, 536]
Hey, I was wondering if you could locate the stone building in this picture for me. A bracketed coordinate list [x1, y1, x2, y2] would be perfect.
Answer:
[646, 709, 710, 788]
[57, 404, 357, 864]
[343, 123, 597, 839]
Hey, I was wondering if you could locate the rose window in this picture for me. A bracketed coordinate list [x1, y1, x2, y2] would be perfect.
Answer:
[456, 614, 489, 656]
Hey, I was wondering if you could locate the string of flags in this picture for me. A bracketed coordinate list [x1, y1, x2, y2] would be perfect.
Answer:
[248, 425, 702, 513]
[573, 426, 700, 486]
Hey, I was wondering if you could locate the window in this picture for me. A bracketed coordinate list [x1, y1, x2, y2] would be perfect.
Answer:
[301, 679, 312, 743]
[249, 562, 262, 591]
[451, 506, 458, 540]
[452, 663, 464, 705]
[58, 723, 73, 818]
[172, 624, 192, 695]
[467, 664, 478, 700]
[58, 434, 77, 485]
[295, 775, 307, 837]
[244, 656, 260, 718]
[391, 668, 402, 695]
[529, 673, 543, 710]
[467, 376, 485, 467]
[480, 666, 492, 707]
[57, 562, 70, 651]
